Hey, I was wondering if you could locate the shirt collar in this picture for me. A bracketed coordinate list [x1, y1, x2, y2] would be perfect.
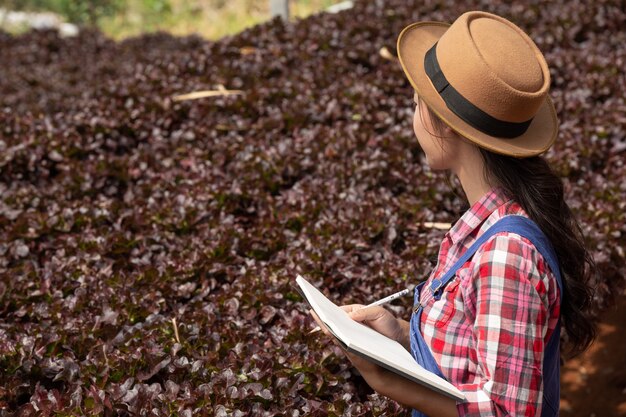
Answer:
[447, 186, 511, 245]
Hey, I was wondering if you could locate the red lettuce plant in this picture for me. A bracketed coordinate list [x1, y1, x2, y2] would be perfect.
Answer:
[0, 0, 624, 415]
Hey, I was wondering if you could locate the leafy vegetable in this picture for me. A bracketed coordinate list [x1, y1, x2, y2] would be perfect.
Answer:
[1, 0, 624, 414]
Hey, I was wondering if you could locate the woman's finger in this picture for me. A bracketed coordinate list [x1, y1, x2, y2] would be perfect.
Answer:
[340, 304, 366, 314]
[348, 305, 388, 322]
[309, 309, 330, 336]
[343, 349, 381, 376]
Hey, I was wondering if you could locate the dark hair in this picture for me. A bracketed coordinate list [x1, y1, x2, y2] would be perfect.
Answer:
[418, 97, 597, 357]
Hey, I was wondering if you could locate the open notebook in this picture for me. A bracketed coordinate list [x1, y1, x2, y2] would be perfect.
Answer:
[296, 274, 465, 402]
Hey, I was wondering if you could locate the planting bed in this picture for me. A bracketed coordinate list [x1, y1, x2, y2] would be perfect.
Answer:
[0, 0, 625, 415]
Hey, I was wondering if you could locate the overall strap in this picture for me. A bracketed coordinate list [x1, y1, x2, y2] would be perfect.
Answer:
[411, 215, 563, 417]
[430, 215, 563, 300]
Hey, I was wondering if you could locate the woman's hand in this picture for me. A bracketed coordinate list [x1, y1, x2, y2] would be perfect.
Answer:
[308, 304, 410, 351]
[341, 304, 410, 350]
[308, 309, 459, 416]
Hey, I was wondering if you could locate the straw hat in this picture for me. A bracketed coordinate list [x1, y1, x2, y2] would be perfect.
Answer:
[397, 11, 558, 157]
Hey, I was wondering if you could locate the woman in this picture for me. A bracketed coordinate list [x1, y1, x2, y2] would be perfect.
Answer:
[311, 11, 597, 417]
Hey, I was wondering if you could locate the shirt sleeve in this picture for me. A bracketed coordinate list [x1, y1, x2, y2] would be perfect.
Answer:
[456, 233, 554, 417]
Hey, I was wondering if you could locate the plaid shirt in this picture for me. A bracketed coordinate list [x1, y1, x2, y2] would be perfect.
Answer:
[418, 187, 561, 417]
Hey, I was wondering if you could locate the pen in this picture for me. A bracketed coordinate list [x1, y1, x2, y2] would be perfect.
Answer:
[308, 285, 414, 334]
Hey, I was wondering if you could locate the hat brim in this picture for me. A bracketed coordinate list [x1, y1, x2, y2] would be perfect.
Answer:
[397, 22, 558, 158]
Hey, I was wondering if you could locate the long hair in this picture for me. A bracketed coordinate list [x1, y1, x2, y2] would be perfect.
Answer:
[418, 97, 597, 357]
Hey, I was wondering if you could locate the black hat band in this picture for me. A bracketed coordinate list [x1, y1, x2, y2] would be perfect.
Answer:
[424, 43, 533, 139]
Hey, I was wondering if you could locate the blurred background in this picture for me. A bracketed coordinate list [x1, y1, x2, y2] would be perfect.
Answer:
[0, 0, 347, 40]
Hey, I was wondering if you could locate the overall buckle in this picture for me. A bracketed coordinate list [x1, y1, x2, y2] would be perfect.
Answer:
[430, 278, 444, 300]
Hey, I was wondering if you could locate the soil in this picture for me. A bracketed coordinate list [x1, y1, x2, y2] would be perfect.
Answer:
[560, 291, 626, 417]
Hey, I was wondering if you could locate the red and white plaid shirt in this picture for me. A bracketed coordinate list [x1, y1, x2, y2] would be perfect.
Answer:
[418, 187, 561, 417]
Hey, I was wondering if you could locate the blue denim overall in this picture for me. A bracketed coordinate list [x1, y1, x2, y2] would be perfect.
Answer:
[409, 215, 563, 417]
